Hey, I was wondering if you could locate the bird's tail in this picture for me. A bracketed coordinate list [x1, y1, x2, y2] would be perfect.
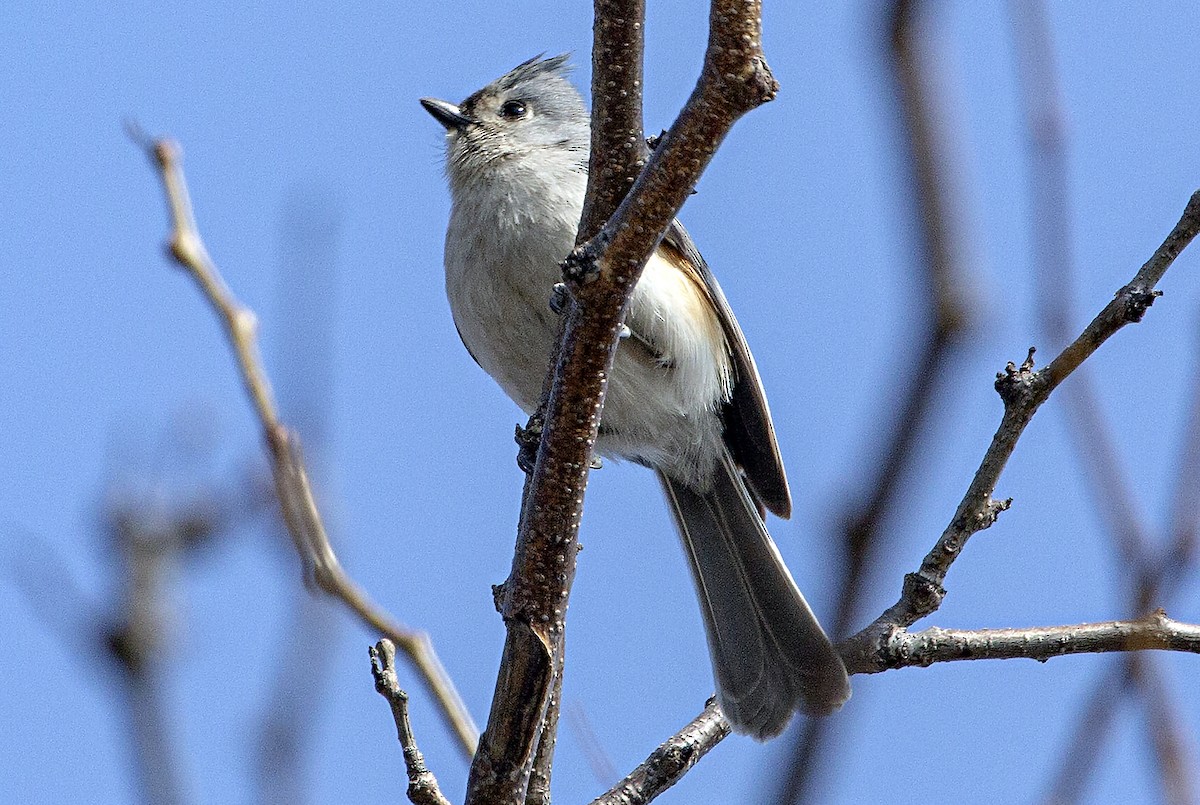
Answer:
[658, 449, 850, 739]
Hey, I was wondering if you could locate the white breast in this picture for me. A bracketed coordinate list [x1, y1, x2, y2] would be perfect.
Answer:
[443, 162, 730, 487]
[444, 160, 585, 414]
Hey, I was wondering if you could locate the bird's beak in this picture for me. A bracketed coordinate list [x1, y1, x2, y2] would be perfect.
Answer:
[420, 98, 472, 130]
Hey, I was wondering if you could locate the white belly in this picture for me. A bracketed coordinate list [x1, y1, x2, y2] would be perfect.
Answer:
[445, 199, 729, 486]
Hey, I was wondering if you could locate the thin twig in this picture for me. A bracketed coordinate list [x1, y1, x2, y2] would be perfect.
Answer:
[465, 1, 778, 801]
[370, 641, 453, 805]
[1040, 657, 1136, 805]
[134, 131, 479, 758]
[843, 609, 1200, 673]
[565, 701, 620, 788]
[588, 699, 731, 805]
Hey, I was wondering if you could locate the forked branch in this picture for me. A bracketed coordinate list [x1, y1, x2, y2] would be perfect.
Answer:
[841, 189, 1200, 667]
[598, 191, 1200, 801]
[465, 1, 780, 802]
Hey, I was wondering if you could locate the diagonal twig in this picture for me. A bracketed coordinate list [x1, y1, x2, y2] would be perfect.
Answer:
[132, 130, 479, 759]
[588, 699, 731, 805]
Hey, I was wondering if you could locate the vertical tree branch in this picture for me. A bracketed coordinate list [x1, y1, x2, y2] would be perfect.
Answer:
[521, 12, 649, 798]
[464, 2, 779, 801]
[580, 0, 648, 242]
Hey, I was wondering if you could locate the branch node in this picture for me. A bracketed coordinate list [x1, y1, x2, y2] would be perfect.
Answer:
[1119, 286, 1164, 323]
[548, 282, 572, 315]
[515, 413, 544, 475]
[902, 572, 945, 617]
[982, 496, 1013, 527]
[995, 346, 1039, 404]
[561, 241, 604, 286]
[746, 55, 780, 104]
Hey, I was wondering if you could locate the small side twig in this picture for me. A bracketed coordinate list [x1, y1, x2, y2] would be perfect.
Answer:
[133, 130, 478, 758]
[370, 640, 452, 805]
[588, 699, 731, 805]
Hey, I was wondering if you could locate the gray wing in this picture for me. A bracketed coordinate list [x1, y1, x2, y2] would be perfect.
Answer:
[661, 220, 792, 519]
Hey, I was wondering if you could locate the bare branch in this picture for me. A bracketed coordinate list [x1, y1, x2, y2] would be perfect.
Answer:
[370, 641, 452, 805]
[588, 700, 731, 805]
[136, 135, 479, 758]
[843, 610, 1200, 673]
[607, 606, 1200, 797]
[580, 0, 647, 242]
[841, 190, 1200, 666]
[466, 1, 778, 801]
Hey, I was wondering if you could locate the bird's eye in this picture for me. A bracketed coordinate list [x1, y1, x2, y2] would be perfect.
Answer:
[499, 100, 528, 119]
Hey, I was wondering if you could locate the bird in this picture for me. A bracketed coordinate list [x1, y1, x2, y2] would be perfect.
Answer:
[421, 54, 849, 738]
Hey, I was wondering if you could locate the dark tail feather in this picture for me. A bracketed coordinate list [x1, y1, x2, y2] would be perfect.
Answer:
[658, 451, 849, 739]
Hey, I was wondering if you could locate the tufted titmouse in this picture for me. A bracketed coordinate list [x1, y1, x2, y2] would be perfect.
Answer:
[421, 55, 849, 738]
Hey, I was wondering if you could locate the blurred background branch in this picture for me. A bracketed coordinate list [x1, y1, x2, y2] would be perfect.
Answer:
[778, 0, 975, 797]
[134, 133, 479, 758]
[1010, 2, 1200, 802]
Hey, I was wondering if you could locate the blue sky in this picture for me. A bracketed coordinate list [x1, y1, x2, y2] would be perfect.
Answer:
[3, 2, 1199, 803]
